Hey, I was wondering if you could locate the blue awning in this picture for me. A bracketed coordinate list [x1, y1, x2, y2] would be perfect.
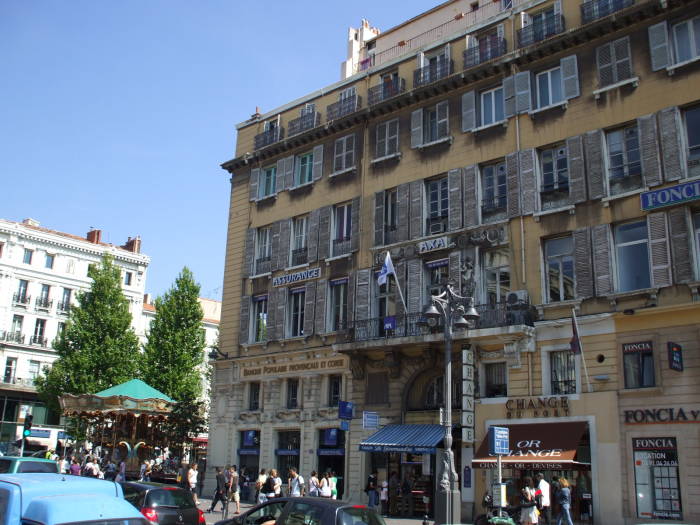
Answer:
[359, 424, 445, 454]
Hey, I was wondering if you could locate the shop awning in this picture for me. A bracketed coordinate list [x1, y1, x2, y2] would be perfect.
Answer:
[472, 421, 589, 469]
[359, 424, 444, 454]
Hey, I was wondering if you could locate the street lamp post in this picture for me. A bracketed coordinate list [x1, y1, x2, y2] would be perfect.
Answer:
[422, 283, 479, 525]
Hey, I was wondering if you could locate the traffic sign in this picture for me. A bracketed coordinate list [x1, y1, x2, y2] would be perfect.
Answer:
[363, 411, 379, 429]
[488, 426, 509, 456]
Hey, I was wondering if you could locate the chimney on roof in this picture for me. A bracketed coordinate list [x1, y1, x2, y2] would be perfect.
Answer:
[22, 218, 40, 227]
[121, 235, 142, 254]
[86, 228, 102, 244]
[251, 106, 261, 120]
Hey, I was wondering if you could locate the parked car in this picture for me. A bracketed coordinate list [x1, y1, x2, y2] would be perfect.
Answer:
[0, 456, 58, 474]
[214, 497, 386, 525]
[0, 472, 147, 525]
[121, 480, 206, 525]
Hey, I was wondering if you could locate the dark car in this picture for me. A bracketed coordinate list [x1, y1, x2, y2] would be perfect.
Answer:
[121, 481, 205, 525]
[214, 497, 385, 525]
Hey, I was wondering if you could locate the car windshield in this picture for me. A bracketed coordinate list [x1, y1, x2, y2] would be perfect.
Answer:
[337, 507, 386, 525]
[145, 488, 195, 508]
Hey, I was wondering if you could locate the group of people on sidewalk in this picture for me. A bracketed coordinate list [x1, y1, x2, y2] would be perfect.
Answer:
[519, 473, 576, 525]
[206, 465, 242, 514]
[251, 468, 338, 502]
[365, 470, 417, 517]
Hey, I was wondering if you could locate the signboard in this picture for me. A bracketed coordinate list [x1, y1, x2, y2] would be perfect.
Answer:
[462, 345, 475, 443]
[623, 407, 700, 424]
[492, 483, 507, 508]
[29, 429, 51, 438]
[488, 426, 510, 456]
[506, 396, 571, 419]
[57, 431, 73, 440]
[363, 411, 379, 429]
[317, 448, 345, 456]
[242, 357, 345, 378]
[632, 437, 682, 520]
[237, 448, 260, 455]
[417, 236, 450, 254]
[275, 449, 300, 456]
[340, 420, 350, 431]
[667, 342, 683, 372]
[272, 267, 321, 287]
[383, 316, 396, 330]
[323, 428, 339, 446]
[641, 179, 700, 211]
[623, 341, 653, 353]
[338, 401, 354, 420]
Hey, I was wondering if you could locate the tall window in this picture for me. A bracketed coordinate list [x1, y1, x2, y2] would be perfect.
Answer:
[423, 102, 449, 143]
[615, 221, 651, 292]
[60, 288, 72, 312]
[28, 361, 40, 380]
[38, 284, 51, 308]
[426, 177, 449, 234]
[672, 16, 700, 64]
[256, 227, 272, 273]
[259, 165, 277, 199]
[550, 350, 576, 394]
[33, 319, 46, 344]
[291, 216, 308, 266]
[16, 279, 29, 303]
[333, 203, 352, 256]
[623, 342, 655, 389]
[481, 86, 504, 126]
[384, 189, 398, 244]
[4, 357, 17, 383]
[545, 236, 574, 302]
[377, 275, 397, 318]
[330, 279, 348, 331]
[252, 296, 268, 342]
[694, 213, 700, 277]
[426, 260, 449, 299]
[124, 272, 133, 286]
[288, 288, 305, 337]
[23, 248, 33, 264]
[484, 363, 507, 398]
[607, 125, 641, 194]
[541, 145, 569, 192]
[45, 253, 55, 269]
[295, 152, 313, 186]
[328, 375, 342, 407]
[11, 315, 23, 334]
[286, 379, 299, 409]
[484, 248, 510, 303]
[376, 119, 399, 158]
[685, 105, 700, 175]
[536, 66, 563, 108]
[333, 135, 355, 173]
[249, 382, 261, 411]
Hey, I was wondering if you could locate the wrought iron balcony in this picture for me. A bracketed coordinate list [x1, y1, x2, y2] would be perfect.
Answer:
[30, 335, 47, 347]
[332, 237, 352, 257]
[517, 14, 565, 48]
[463, 37, 507, 69]
[326, 95, 362, 121]
[581, 0, 633, 24]
[4, 331, 25, 344]
[35, 297, 52, 309]
[255, 256, 271, 275]
[368, 78, 406, 105]
[288, 112, 321, 137]
[13, 293, 30, 306]
[291, 247, 308, 267]
[413, 59, 453, 88]
[57, 301, 71, 314]
[254, 127, 284, 150]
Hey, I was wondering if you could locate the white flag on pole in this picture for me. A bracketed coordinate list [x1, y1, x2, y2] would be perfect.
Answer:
[377, 252, 395, 286]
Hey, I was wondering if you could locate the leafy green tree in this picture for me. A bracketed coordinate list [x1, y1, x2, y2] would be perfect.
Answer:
[142, 267, 205, 402]
[36, 255, 141, 412]
[163, 395, 207, 454]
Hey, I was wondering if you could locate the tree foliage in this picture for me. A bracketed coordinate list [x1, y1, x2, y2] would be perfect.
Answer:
[35, 255, 141, 412]
[141, 267, 205, 402]
[163, 395, 207, 453]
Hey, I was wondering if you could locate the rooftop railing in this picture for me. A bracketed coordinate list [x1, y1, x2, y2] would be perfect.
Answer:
[254, 127, 284, 150]
[288, 112, 321, 137]
[368, 78, 406, 105]
[581, 0, 633, 24]
[327, 95, 362, 121]
[517, 14, 565, 48]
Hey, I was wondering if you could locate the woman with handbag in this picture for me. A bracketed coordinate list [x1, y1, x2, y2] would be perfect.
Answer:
[520, 476, 539, 525]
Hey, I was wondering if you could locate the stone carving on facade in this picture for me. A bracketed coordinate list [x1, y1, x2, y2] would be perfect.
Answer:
[238, 411, 262, 423]
[349, 354, 365, 380]
[275, 409, 301, 421]
[501, 330, 536, 369]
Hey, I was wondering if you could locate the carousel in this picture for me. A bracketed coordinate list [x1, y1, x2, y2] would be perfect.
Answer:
[59, 379, 174, 476]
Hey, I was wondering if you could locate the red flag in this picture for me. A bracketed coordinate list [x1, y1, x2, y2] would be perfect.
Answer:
[570, 316, 581, 354]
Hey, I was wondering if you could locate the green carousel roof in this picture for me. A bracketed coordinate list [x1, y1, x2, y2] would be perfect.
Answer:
[94, 379, 174, 403]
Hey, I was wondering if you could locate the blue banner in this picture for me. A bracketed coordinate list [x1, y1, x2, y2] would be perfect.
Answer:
[640, 180, 700, 210]
[238, 448, 260, 456]
[323, 428, 339, 446]
[243, 430, 257, 448]
[317, 448, 345, 456]
[275, 449, 300, 456]
[30, 429, 51, 438]
[338, 401, 354, 420]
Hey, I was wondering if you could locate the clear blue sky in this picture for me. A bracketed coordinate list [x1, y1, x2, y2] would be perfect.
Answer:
[1, 0, 430, 300]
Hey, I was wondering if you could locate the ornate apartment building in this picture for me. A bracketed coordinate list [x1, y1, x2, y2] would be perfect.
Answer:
[212, 0, 700, 523]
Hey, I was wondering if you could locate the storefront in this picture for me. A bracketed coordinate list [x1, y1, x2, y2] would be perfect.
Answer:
[238, 430, 261, 480]
[275, 430, 300, 475]
[318, 428, 346, 499]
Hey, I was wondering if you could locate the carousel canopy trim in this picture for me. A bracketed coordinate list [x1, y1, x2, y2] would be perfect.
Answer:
[59, 379, 174, 415]
[94, 379, 174, 403]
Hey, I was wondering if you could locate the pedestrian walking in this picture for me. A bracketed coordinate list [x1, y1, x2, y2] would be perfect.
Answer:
[330, 471, 338, 500]
[389, 471, 400, 516]
[262, 470, 277, 501]
[228, 465, 241, 514]
[555, 478, 574, 525]
[271, 469, 282, 498]
[116, 459, 127, 483]
[400, 475, 414, 517]
[208, 467, 228, 513]
[188, 463, 200, 506]
[536, 473, 552, 525]
[256, 469, 268, 504]
[380, 480, 389, 516]
[309, 471, 320, 497]
[520, 476, 539, 525]
[319, 472, 332, 498]
[366, 470, 379, 509]
[288, 467, 305, 497]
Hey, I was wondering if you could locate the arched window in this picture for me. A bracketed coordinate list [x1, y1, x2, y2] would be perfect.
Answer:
[424, 374, 462, 409]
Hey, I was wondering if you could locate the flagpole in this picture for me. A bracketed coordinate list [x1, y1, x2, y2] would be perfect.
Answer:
[573, 308, 593, 393]
[392, 272, 408, 314]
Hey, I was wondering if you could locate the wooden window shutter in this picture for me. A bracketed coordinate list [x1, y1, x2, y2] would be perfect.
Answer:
[346, 134, 356, 169]
[346, 272, 356, 324]
[249, 168, 260, 202]
[317, 206, 332, 260]
[376, 122, 387, 158]
[243, 228, 256, 278]
[275, 158, 285, 194]
[351, 197, 361, 252]
[411, 108, 424, 148]
[283, 155, 295, 189]
[275, 288, 287, 340]
[448, 168, 463, 231]
[591, 224, 613, 296]
[266, 289, 277, 341]
[462, 90, 477, 132]
[573, 228, 594, 298]
[307, 209, 320, 263]
[613, 37, 633, 82]
[584, 130, 606, 200]
[566, 135, 587, 204]
[503, 76, 516, 119]
[462, 164, 479, 227]
[648, 21, 670, 72]
[444, 42, 451, 63]
[596, 42, 614, 87]
[515, 72, 531, 114]
[436, 101, 449, 139]
[334, 138, 344, 172]
[354, 269, 371, 321]
[270, 221, 282, 272]
[449, 250, 462, 292]
[397, 183, 410, 242]
[409, 180, 424, 239]
[387, 119, 399, 155]
[657, 106, 686, 181]
[315, 279, 328, 334]
[374, 191, 385, 246]
[277, 219, 292, 270]
[239, 296, 250, 345]
[519, 149, 537, 215]
[647, 212, 672, 288]
[303, 281, 317, 337]
[406, 258, 424, 314]
[560, 55, 580, 100]
[553, 0, 562, 16]
[312, 144, 324, 181]
[506, 153, 520, 218]
[637, 114, 662, 187]
[395, 260, 407, 316]
[668, 207, 694, 283]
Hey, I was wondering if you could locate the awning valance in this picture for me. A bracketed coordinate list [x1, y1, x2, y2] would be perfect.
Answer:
[359, 424, 445, 454]
[472, 421, 589, 470]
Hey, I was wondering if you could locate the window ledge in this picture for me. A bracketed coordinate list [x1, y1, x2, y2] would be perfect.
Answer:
[528, 100, 568, 118]
[472, 120, 507, 133]
[325, 251, 355, 264]
[601, 186, 646, 206]
[593, 76, 639, 99]
[418, 136, 453, 149]
[249, 272, 272, 280]
[241, 341, 268, 350]
[666, 55, 700, 75]
[288, 181, 314, 193]
[370, 152, 402, 166]
[533, 204, 575, 221]
[606, 287, 659, 307]
[536, 299, 583, 317]
[619, 386, 663, 397]
[279, 336, 306, 346]
[329, 166, 356, 179]
[285, 263, 310, 271]
[255, 193, 277, 204]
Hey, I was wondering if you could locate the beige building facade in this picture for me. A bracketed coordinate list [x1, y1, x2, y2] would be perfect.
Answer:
[212, 0, 700, 523]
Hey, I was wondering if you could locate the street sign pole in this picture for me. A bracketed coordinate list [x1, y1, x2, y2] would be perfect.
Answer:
[497, 454, 502, 517]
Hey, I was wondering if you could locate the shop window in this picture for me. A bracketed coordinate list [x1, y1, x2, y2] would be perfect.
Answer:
[366, 372, 388, 405]
[328, 375, 342, 407]
[539, 144, 569, 210]
[483, 248, 510, 304]
[286, 379, 299, 409]
[249, 382, 261, 411]
[614, 221, 651, 292]
[632, 437, 682, 520]
[550, 350, 576, 394]
[288, 288, 306, 338]
[484, 362, 507, 398]
[252, 295, 268, 342]
[329, 279, 348, 332]
[276, 430, 301, 474]
[606, 125, 642, 195]
[544, 236, 575, 303]
[685, 105, 700, 177]
[623, 342, 655, 389]
[480, 86, 505, 126]
[426, 177, 449, 234]
[259, 165, 277, 199]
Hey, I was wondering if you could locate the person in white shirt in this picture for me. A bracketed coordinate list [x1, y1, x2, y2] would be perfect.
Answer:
[288, 467, 305, 496]
[536, 472, 552, 525]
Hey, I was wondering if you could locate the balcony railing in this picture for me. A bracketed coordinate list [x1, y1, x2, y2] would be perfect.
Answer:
[414, 59, 454, 88]
[254, 127, 284, 150]
[517, 14, 565, 48]
[30, 335, 47, 347]
[346, 302, 537, 343]
[13, 293, 30, 306]
[35, 297, 52, 309]
[384, 226, 398, 246]
[3, 331, 25, 344]
[288, 112, 321, 137]
[332, 237, 352, 257]
[255, 256, 271, 275]
[581, 0, 633, 24]
[327, 95, 362, 121]
[463, 37, 507, 69]
[57, 301, 71, 314]
[368, 78, 406, 105]
[291, 247, 308, 267]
